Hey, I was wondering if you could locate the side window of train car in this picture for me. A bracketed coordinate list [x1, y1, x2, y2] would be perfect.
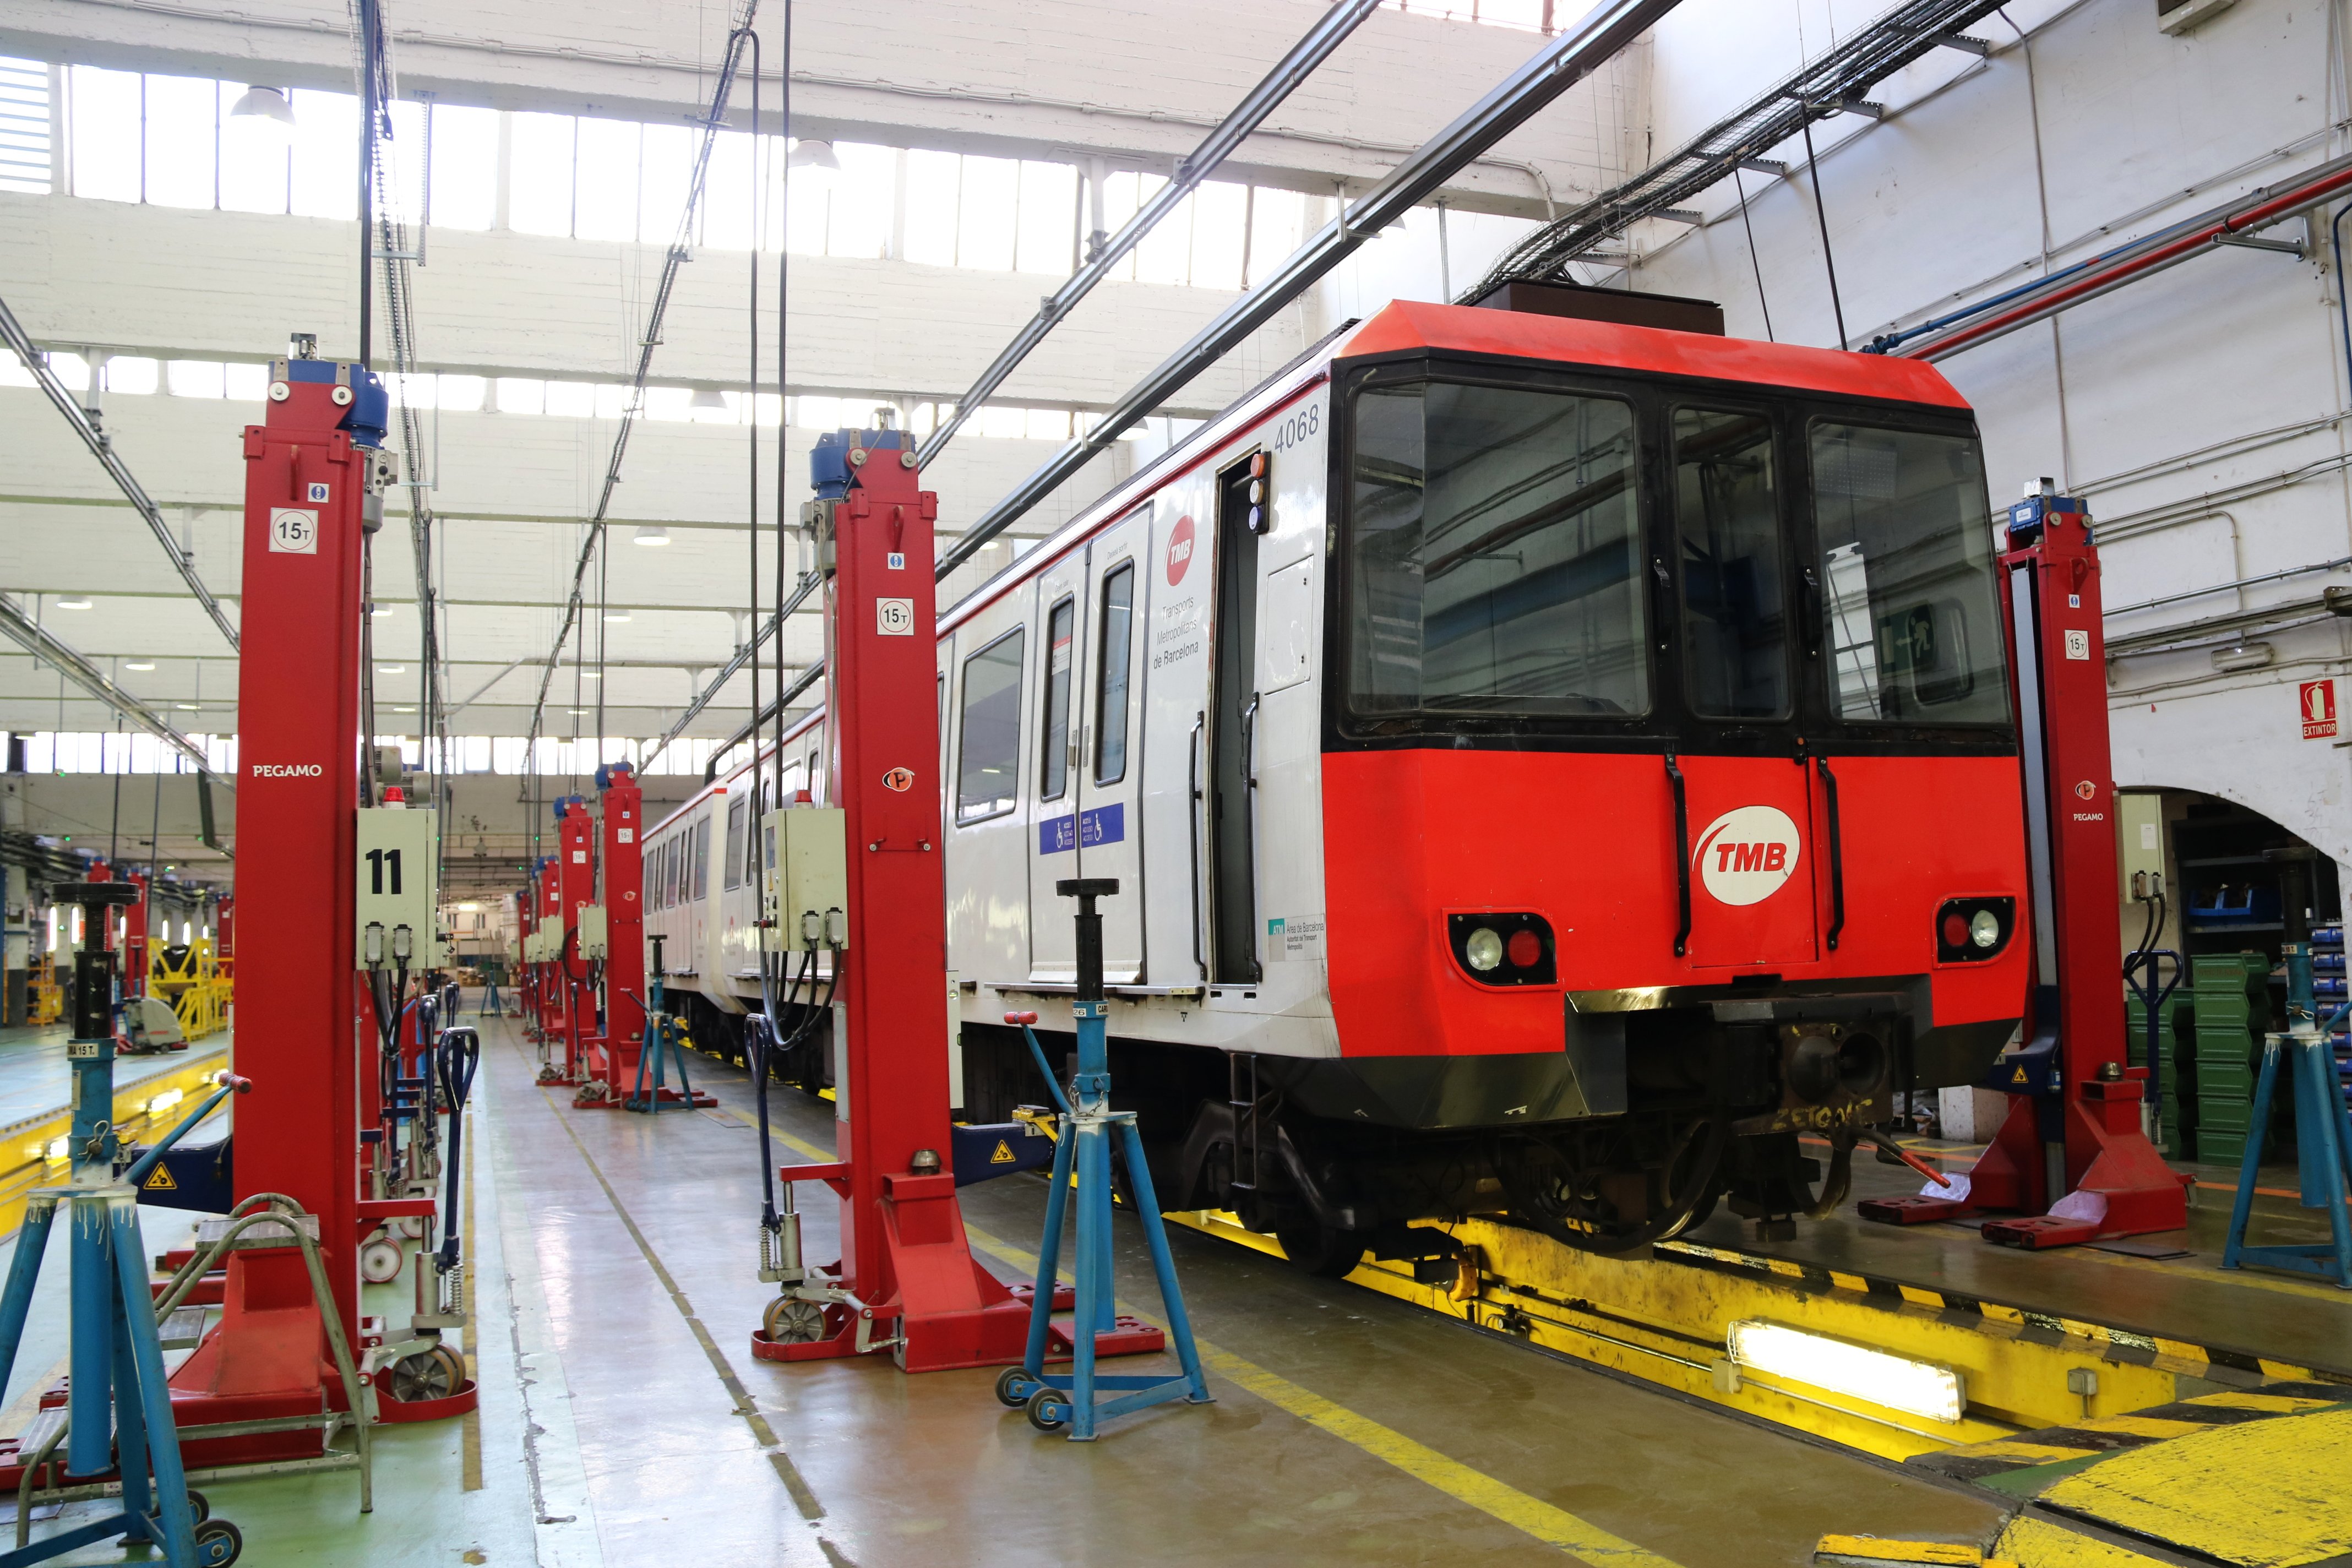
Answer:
[1348, 380, 1646, 718]
[724, 798, 747, 889]
[1093, 562, 1135, 783]
[1040, 598, 1075, 802]
[956, 628, 1026, 824]
[1810, 421, 2007, 724]
[693, 814, 711, 900]
[1674, 406, 1789, 720]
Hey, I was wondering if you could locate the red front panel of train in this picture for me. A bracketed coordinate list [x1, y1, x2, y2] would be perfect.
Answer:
[1321, 748, 2030, 1058]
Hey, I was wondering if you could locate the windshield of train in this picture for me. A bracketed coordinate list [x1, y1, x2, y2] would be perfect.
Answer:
[1347, 380, 1646, 718]
[1811, 422, 2007, 725]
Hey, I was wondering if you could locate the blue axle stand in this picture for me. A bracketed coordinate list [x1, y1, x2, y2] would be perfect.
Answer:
[2222, 849, 2352, 1289]
[995, 879, 1209, 1440]
[0, 883, 244, 1567]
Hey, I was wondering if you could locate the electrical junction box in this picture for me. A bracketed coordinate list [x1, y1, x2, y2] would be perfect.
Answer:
[2117, 793, 2166, 900]
[764, 807, 848, 950]
[355, 807, 439, 968]
[578, 905, 608, 960]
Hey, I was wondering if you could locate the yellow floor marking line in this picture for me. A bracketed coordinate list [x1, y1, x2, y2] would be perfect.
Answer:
[2066, 1243, 2352, 1305]
[1812, 1536, 1992, 1565]
[2035, 1403, 2352, 1567]
[957, 1219, 1686, 1568]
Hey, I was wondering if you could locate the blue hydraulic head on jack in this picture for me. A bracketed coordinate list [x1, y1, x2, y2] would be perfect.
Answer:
[0, 881, 249, 1567]
[997, 879, 1211, 1439]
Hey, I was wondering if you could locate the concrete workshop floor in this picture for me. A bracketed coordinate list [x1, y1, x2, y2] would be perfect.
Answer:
[9, 1006, 2339, 1566]
[0, 1022, 227, 1126]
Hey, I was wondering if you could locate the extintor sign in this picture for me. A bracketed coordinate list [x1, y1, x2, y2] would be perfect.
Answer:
[2302, 679, 2338, 740]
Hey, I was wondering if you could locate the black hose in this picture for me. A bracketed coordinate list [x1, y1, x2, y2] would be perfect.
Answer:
[433, 1026, 480, 1270]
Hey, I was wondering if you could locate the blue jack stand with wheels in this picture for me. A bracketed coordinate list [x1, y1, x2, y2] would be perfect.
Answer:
[995, 879, 1210, 1440]
[0, 883, 245, 1567]
[624, 940, 699, 1114]
[2222, 850, 2352, 1289]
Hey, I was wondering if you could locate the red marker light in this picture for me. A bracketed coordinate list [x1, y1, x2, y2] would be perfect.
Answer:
[1941, 913, 1969, 948]
[1506, 929, 1543, 968]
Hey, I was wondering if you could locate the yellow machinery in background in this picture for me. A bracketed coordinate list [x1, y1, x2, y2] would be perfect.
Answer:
[25, 955, 61, 1027]
[150, 938, 230, 1040]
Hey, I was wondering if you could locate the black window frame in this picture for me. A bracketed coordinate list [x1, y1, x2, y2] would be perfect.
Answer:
[1323, 349, 2017, 761]
[1093, 559, 1137, 786]
[954, 625, 1027, 826]
[1039, 595, 1075, 804]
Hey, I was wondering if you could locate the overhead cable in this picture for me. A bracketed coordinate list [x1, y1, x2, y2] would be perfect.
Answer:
[645, 0, 1681, 777]
[0, 595, 215, 776]
[518, 0, 763, 780]
[0, 291, 242, 651]
[1462, 0, 2012, 301]
[916, 0, 1389, 469]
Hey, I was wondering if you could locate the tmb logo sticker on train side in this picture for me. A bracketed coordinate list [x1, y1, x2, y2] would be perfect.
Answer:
[1166, 515, 1195, 586]
[1692, 806, 1803, 906]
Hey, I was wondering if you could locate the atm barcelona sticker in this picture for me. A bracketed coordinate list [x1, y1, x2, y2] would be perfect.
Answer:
[1037, 803, 1125, 855]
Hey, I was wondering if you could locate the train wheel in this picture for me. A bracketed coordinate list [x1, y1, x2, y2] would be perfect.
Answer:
[1275, 1222, 1366, 1279]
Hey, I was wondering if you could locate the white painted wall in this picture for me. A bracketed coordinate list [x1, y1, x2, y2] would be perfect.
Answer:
[1621, 0, 2352, 869]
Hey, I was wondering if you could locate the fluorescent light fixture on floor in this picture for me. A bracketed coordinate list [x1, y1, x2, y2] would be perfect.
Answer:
[1725, 1320, 1966, 1424]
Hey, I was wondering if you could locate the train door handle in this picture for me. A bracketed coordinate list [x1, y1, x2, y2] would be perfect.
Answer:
[1816, 755, 1845, 953]
[1243, 693, 1264, 983]
[1241, 694, 1261, 790]
[1188, 712, 1207, 979]
[1665, 752, 1690, 959]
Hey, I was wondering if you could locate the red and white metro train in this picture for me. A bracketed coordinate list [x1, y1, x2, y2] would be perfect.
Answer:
[643, 290, 2032, 1267]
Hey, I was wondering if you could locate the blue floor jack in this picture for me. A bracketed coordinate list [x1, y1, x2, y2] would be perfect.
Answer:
[625, 938, 699, 1114]
[2223, 849, 2352, 1289]
[0, 883, 247, 1567]
[995, 879, 1210, 1440]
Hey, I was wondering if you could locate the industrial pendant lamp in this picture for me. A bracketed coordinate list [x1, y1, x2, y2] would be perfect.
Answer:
[228, 86, 297, 137]
[787, 139, 841, 175]
[632, 526, 671, 547]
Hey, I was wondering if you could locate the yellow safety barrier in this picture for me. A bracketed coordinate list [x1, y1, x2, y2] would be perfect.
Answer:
[150, 938, 231, 1041]
[0, 1049, 232, 1241]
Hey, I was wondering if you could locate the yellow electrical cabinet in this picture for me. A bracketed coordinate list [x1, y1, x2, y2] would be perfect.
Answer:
[2117, 793, 2165, 900]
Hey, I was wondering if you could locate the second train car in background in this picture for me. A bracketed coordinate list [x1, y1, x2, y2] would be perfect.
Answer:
[644, 292, 2033, 1267]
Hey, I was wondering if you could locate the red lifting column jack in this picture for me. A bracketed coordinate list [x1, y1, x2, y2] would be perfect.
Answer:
[749, 429, 1042, 1373]
[1860, 486, 2191, 1248]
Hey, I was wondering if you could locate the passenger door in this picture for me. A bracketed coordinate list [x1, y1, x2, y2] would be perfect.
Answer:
[1074, 515, 1148, 981]
[1026, 574, 1081, 981]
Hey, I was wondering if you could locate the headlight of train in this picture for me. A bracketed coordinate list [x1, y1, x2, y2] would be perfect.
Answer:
[1447, 913, 1557, 986]
[1935, 897, 2015, 964]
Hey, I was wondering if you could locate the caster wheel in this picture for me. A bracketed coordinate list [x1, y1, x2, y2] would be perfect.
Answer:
[994, 1366, 1038, 1407]
[1024, 1386, 1070, 1433]
[359, 1238, 402, 1284]
[386, 1343, 465, 1403]
[186, 1489, 210, 1524]
[193, 1517, 242, 1566]
[395, 1215, 426, 1241]
[764, 1295, 827, 1345]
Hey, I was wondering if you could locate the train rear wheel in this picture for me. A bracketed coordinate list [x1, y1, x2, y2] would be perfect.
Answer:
[1275, 1222, 1365, 1279]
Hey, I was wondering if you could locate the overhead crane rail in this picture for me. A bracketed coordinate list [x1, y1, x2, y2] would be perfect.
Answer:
[1466, 0, 2014, 300]
[649, 0, 1685, 769]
